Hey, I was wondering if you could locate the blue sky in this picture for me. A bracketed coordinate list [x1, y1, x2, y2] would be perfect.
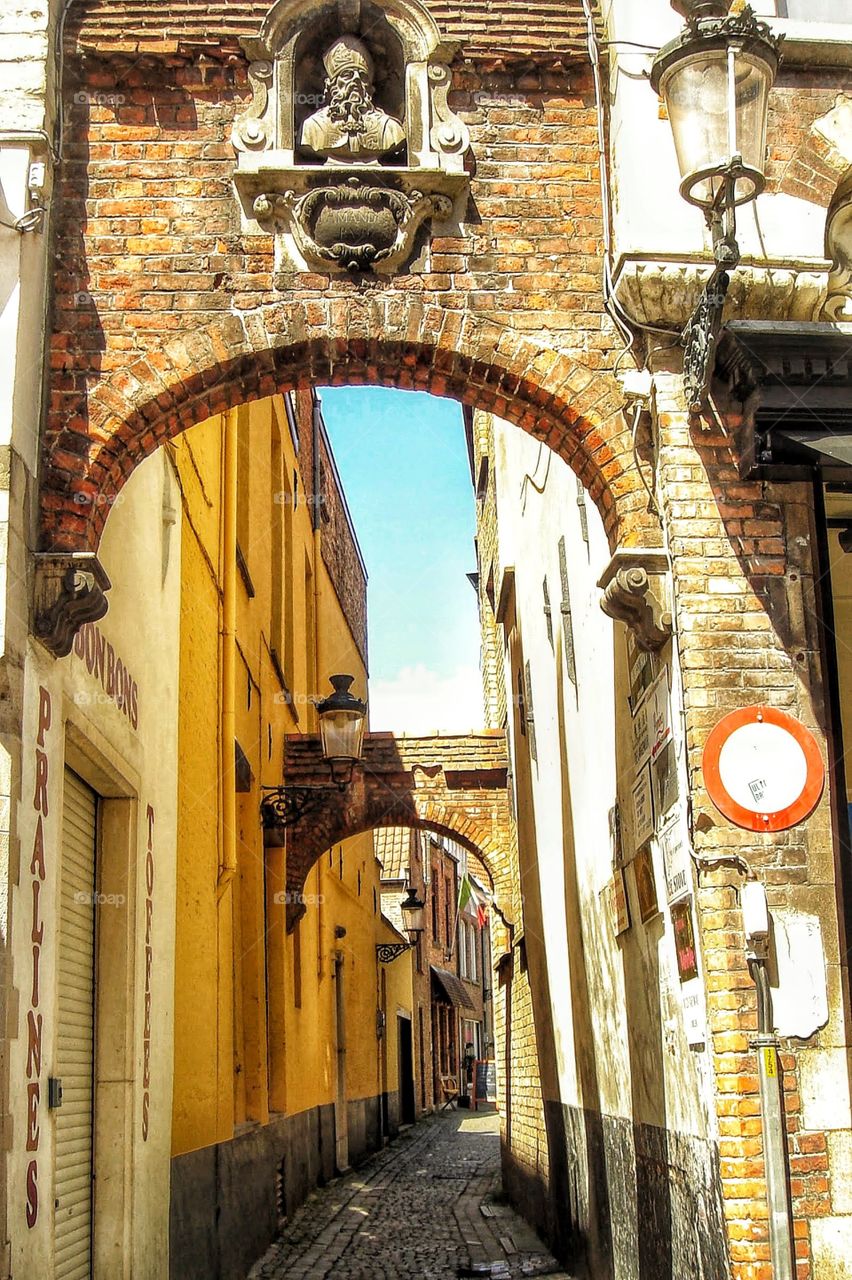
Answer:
[319, 386, 484, 733]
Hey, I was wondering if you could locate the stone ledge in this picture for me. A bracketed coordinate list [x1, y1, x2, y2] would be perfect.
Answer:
[611, 256, 831, 331]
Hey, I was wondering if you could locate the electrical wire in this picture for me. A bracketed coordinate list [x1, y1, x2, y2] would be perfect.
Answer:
[630, 404, 660, 518]
[599, 40, 661, 52]
[0, 206, 45, 233]
[519, 443, 552, 512]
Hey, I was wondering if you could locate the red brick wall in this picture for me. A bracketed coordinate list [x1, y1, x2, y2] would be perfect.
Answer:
[655, 371, 842, 1280]
[44, 45, 656, 555]
[67, 0, 601, 61]
[767, 67, 852, 207]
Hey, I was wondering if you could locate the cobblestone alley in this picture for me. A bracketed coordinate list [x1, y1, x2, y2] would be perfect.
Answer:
[248, 1113, 574, 1280]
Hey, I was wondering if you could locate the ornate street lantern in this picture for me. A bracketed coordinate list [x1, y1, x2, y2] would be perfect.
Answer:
[377, 882, 425, 963]
[261, 674, 367, 832]
[399, 884, 426, 940]
[650, 2, 782, 411]
[317, 674, 367, 788]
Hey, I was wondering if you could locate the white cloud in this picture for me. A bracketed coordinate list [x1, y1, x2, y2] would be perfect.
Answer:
[368, 663, 485, 735]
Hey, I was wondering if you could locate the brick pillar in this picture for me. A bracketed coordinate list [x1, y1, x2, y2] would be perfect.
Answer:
[654, 367, 847, 1280]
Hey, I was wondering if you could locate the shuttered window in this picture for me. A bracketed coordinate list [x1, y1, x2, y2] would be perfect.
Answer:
[55, 769, 97, 1280]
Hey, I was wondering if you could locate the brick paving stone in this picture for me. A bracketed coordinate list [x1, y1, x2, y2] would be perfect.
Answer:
[248, 1112, 575, 1280]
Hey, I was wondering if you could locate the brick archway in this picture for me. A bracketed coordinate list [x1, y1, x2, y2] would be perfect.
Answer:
[42, 298, 657, 557]
[266, 731, 515, 928]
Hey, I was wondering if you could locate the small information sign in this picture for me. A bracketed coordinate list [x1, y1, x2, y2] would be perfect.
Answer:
[660, 820, 691, 904]
[473, 1059, 497, 1108]
[681, 978, 707, 1047]
[632, 765, 655, 849]
[606, 869, 631, 937]
[648, 667, 672, 763]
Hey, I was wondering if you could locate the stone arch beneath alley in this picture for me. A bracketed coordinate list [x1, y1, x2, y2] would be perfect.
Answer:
[264, 730, 514, 930]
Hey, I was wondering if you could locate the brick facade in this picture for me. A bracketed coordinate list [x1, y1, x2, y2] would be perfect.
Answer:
[44, 31, 659, 557]
[654, 366, 846, 1280]
[276, 730, 515, 924]
[67, 0, 600, 61]
[285, 387, 369, 663]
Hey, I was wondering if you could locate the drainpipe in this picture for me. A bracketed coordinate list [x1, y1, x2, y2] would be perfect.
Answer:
[312, 391, 325, 973]
[742, 881, 795, 1280]
[218, 407, 238, 899]
[311, 393, 323, 725]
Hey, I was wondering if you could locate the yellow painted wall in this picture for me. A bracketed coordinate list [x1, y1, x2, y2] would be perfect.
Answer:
[171, 393, 410, 1159]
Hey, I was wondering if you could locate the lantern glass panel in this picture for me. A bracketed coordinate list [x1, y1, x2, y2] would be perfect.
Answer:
[402, 901, 425, 935]
[660, 47, 773, 208]
[319, 708, 366, 762]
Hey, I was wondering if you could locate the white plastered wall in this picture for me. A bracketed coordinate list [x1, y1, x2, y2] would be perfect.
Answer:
[488, 413, 717, 1142]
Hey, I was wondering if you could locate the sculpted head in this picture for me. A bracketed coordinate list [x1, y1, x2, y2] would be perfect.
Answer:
[300, 32, 405, 162]
[323, 36, 376, 123]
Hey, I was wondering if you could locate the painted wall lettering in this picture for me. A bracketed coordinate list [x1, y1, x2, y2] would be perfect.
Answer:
[26, 685, 51, 1228]
[142, 804, 154, 1141]
[72, 622, 139, 729]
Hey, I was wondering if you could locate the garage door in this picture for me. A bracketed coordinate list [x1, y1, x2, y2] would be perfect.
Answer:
[55, 768, 97, 1279]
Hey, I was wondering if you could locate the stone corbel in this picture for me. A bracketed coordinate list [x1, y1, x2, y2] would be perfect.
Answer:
[426, 51, 470, 171]
[231, 59, 275, 153]
[33, 553, 111, 658]
[598, 549, 672, 652]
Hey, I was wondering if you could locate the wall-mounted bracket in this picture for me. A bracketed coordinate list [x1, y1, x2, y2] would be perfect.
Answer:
[261, 785, 334, 832]
[33, 552, 111, 658]
[376, 941, 414, 963]
[598, 549, 672, 652]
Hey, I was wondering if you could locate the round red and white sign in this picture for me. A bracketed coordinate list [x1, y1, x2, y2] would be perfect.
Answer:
[702, 706, 825, 832]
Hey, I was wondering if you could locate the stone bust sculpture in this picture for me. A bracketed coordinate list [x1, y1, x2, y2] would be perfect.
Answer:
[300, 35, 405, 164]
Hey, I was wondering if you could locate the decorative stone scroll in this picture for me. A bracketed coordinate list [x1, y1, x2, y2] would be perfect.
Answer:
[598, 549, 673, 652]
[231, 0, 470, 274]
[824, 170, 852, 322]
[33, 552, 111, 658]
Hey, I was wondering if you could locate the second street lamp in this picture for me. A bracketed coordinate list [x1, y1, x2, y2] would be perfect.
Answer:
[261, 673, 368, 830]
[376, 883, 425, 964]
[399, 883, 426, 941]
[317, 673, 368, 789]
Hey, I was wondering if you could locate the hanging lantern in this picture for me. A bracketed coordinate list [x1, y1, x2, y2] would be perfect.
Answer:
[651, 2, 781, 211]
[317, 674, 367, 786]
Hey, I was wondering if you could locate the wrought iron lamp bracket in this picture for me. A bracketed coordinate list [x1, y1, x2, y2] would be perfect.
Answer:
[681, 173, 742, 414]
[261, 785, 333, 828]
[376, 942, 414, 964]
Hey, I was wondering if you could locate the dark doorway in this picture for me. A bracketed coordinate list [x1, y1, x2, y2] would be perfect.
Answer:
[398, 1016, 416, 1125]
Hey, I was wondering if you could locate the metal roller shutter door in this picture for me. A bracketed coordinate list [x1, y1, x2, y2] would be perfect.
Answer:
[55, 768, 97, 1280]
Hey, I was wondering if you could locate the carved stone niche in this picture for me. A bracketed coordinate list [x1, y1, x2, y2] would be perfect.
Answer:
[33, 553, 111, 659]
[232, 0, 470, 275]
[598, 549, 673, 653]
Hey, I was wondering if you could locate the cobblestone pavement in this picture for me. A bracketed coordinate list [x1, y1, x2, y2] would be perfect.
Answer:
[249, 1111, 574, 1280]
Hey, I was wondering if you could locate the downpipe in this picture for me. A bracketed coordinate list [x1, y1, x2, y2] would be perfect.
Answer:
[217, 406, 238, 898]
[745, 894, 796, 1280]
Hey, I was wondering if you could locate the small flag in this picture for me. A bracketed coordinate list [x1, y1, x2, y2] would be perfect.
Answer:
[457, 870, 473, 914]
[458, 871, 489, 929]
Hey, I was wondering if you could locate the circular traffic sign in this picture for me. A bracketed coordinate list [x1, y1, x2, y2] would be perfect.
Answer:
[702, 706, 825, 832]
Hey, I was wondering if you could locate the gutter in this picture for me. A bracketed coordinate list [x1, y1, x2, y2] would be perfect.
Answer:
[217, 407, 238, 898]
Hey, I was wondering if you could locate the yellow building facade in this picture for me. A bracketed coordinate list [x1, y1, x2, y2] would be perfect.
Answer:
[168, 390, 413, 1277]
